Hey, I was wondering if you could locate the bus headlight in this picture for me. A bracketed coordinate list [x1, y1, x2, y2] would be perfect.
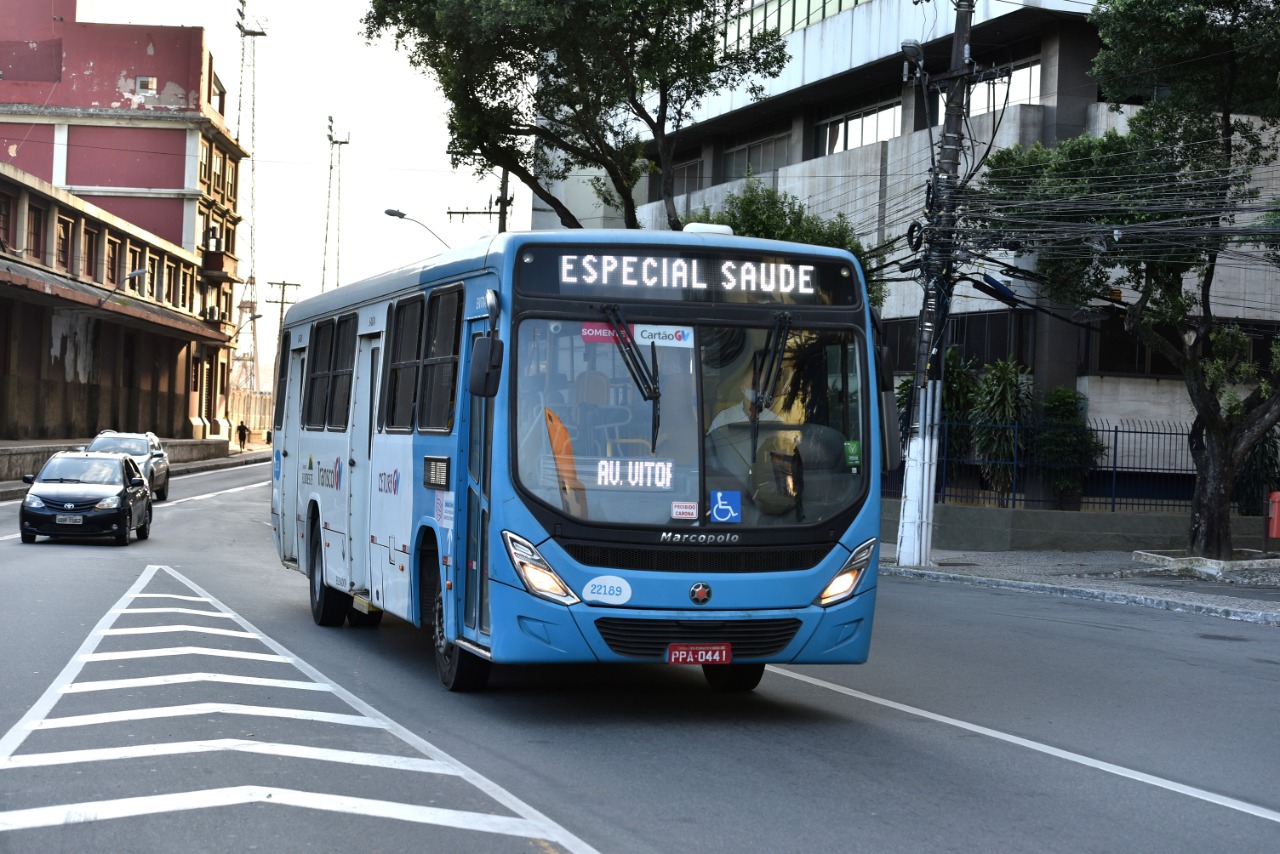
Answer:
[502, 531, 580, 606]
[815, 538, 876, 607]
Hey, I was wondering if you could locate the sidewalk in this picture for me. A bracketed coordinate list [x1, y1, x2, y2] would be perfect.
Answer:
[882, 545, 1280, 628]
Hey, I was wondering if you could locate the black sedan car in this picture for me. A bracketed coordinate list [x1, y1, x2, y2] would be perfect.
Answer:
[19, 451, 153, 546]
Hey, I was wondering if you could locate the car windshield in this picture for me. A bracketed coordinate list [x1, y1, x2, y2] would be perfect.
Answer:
[39, 457, 123, 485]
[88, 436, 149, 456]
[513, 317, 869, 528]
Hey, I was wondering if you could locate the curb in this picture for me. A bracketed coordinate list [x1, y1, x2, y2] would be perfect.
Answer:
[883, 565, 1280, 628]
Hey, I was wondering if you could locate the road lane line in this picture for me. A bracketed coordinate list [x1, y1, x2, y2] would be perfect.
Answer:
[0, 740, 459, 774]
[65, 673, 329, 693]
[33, 703, 385, 730]
[768, 666, 1280, 825]
[0, 787, 547, 838]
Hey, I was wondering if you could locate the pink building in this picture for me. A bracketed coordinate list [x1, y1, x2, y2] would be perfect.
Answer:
[0, 0, 249, 441]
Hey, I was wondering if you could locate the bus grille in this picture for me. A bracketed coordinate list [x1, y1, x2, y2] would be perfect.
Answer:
[560, 543, 829, 573]
[594, 617, 802, 659]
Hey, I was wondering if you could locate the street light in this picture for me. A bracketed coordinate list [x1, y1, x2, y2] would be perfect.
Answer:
[231, 313, 263, 340]
[384, 208, 451, 249]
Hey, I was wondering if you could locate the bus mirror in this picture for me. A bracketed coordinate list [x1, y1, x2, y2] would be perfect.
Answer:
[485, 289, 500, 325]
[469, 336, 504, 398]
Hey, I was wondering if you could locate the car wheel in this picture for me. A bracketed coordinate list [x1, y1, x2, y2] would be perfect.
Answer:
[432, 583, 490, 691]
[20, 531, 35, 544]
[155, 475, 168, 502]
[702, 663, 765, 692]
[115, 517, 130, 546]
[308, 522, 349, 626]
[137, 504, 152, 540]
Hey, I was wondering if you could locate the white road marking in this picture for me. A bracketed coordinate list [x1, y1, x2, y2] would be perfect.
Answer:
[65, 673, 329, 693]
[103, 625, 258, 638]
[768, 666, 1280, 825]
[82, 646, 285, 663]
[34, 703, 386, 730]
[0, 564, 601, 853]
[0, 740, 458, 774]
[0, 787, 548, 837]
[157, 480, 269, 506]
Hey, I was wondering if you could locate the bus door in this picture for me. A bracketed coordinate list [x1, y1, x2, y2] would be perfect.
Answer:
[346, 334, 380, 603]
[456, 319, 494, 644]
[278, 344, 306, 566]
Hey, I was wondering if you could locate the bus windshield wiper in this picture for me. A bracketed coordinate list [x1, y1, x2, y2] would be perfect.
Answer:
[600, 304, 661, 452]
[751, 311, 792, 457]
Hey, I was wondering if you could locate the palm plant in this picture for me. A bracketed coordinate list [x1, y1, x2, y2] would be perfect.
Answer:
[971, 358, 1033, 506]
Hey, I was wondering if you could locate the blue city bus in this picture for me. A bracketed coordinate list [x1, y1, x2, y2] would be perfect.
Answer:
[271, 228, 898, 691]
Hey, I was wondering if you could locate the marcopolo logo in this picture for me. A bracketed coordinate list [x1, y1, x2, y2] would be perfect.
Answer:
[659, 532, 740, 545]
[317, 457, 343, 490]
[378, 469, 401, 495]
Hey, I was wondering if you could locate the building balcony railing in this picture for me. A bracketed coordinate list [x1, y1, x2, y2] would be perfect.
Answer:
[201, 249, 239, 283]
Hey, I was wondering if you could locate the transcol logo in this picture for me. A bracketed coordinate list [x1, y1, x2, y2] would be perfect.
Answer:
[317, 457, 343, 490]
[378, 469, 401, 495]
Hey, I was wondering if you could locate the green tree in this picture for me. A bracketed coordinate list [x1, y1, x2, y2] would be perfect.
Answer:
[1033, 387, 1107, 510]
[970, 0, 1280, 557]
[684, 176, 885, 305]
[971, 358, 1033, 507]
[363, 1, 787, 230]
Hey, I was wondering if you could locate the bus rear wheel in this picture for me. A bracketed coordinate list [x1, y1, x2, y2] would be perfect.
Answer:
[309, 524, 349, 627]
[432, 586, 490, 692]
[703, 663, 765, 692]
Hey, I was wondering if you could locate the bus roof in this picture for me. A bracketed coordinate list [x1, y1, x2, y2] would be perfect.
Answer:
[281, 229, 862, 328]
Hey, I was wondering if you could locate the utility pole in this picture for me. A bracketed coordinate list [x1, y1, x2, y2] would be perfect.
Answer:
[447, 168, 513, 232]
[266, 281, 300, 348]
[897, 0, 976, 567]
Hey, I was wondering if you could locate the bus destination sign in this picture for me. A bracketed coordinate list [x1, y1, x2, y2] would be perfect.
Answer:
[517, 246, 857, 306]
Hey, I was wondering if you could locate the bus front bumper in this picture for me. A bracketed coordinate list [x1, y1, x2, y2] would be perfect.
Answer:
[484, 580, 876, 666]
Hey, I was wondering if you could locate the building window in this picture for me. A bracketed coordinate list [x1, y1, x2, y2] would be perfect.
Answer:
[106, 238, 120, 285]
[164, 261, 177, 304]
[673, 159, 704, 197]
[723, 125, 791, 182]
[814, 101, 902, 157]
[969, 61, 1041, 117]
[27, 205, 46, 263]
[82, 227, 99, 280]
[0, 192, 13, 250]
[199, 140, 211, 185]
[55, 218, 72, 269]
[127, 246, 142, 288]
[226, 160, 238, 202]
[136, 76, 158, 96]
[146, 255, 158, 298]
[224, 223, 236, 256]
[180, 267, 193, 310]
[212, 151, 224, 193]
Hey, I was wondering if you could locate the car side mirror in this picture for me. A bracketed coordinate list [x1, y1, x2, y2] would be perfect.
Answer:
[22, 474, 34, 484]
[130, 477, 146, 488]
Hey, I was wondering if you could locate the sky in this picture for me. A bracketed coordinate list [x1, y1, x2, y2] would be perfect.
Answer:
[78, 0, 530, 389]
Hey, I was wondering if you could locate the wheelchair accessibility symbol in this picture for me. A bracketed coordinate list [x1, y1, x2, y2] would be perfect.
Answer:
[710, 490, 741, 523]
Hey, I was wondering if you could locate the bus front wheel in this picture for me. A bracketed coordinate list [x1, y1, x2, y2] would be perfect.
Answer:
[432, 586, 490, 692]
[309, 524, 349, 627]
[703, 663, 765, 692]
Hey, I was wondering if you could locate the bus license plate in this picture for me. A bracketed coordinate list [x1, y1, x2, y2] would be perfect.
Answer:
[55, 514, 83, 525]
[667, 643, 732, 665]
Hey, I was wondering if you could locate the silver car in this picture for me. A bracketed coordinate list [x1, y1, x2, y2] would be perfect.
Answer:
[85, 430, 171, 500]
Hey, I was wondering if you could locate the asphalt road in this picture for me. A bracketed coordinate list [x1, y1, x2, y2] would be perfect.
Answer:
[1, 464, 1278, 852]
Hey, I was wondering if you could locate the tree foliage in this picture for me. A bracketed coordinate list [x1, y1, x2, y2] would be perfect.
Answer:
[684, 176, 886, 305]
[363, 0, 787, 230]
[969, 0, 1280, 557]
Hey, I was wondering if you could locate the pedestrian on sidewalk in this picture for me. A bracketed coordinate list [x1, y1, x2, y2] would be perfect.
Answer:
[236, 421, 249, 452]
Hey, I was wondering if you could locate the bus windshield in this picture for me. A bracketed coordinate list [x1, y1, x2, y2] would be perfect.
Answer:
[513, 317, 869, 528]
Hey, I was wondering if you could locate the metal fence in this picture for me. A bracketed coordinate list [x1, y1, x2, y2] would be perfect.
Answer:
[882, 419, 1229, 512]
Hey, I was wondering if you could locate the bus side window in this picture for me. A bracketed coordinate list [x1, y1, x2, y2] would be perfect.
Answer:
[384, 297, 424, 431]
[302, 319, 334, 429]
[419, 287, 464, 432]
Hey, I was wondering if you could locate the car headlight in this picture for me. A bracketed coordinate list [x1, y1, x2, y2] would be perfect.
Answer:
[815, 538, 876, 607]
[23, 494, 45, 509]
[95, 496, 120, 510]
[502, 531, 580, 605]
